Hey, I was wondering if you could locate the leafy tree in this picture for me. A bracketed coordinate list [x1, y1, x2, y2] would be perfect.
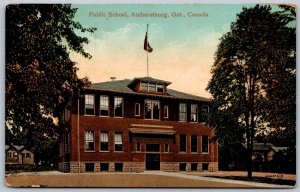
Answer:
[207, 5, 295, 179]
[5, 4, 95, 157]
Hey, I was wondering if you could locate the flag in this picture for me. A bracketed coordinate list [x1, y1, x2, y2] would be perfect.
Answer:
[144, 32, 153, 53]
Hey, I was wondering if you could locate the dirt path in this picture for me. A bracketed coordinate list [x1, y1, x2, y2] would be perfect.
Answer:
[5, 172, 293, 188]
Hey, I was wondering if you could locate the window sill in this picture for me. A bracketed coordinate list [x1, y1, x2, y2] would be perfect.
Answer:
[202, 152, 209, 154]
[113, 116, 124, 118]
[99, 151, 109, 153]
[189, 121, 198, 124]
[114, 151, 123, 153]
[191, 152, 198, 154]
[84, 150, 95, 152]
[83, 114, 95, 116]
[178, 120, 187, 123]
[99, 115, 110, 117]
[179, 152, 187, 154]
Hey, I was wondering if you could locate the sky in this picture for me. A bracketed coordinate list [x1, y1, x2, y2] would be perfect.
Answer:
[70, 4, 255, 98]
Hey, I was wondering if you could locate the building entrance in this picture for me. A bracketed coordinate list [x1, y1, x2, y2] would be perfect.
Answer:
[146, 154, 160, 170]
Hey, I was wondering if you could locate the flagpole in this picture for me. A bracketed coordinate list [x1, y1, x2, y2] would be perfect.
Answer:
[146, 24, 149, 77]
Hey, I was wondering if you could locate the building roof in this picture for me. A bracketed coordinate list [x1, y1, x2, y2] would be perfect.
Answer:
[131, 77, 172, 85]
[242, 143, 289, 152]
[5, 145, 25, 152]
[242, 143, 275, 151]
[89, 79, 210, 102]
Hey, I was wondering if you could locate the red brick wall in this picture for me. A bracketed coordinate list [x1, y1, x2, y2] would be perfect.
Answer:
[69, 115, 217, 164]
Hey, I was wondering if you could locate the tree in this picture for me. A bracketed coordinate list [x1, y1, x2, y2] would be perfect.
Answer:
[6, 4, 96, 154]
[207, 5, 295, 179]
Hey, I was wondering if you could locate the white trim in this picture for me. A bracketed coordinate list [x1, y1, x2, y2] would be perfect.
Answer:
[99, 95, 109, 117]
[84, 94, 95, 115]
[179, 103, 187, 122]
[114, 96, 124, 117]
[190, 135, 198, 153]
[201, 135, 209, 154]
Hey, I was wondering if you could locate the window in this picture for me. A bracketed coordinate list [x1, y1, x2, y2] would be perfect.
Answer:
[115, 132, 123, 151]
[157, 84, 164, 93]
[202, 163, 209, 171]
[201, 105, 209, 122]
[85, 163, 94, 172]
[114, 97, 123, 117]
[164, 144, 169, 152]
[202, 135, 209, 153]
[179, 134, 186, 152]
[100, 163, 109, 172]
[135, 103, 140, 116]
[141, 82, 148, 91]
[85, 130, 94, 151]
[164, 106, 169, 118]
[85, 94, 94, 115]
[145, 100, 160, 120]
[191, 135, 198, 153]
[136, 143, 141, 151]
[179, 103, 187, 121]
[100, 131, 109, 151]
[25, 153, 31, 158]
[191, 163, 198, 171]
[191, 104, 198, 122]
[149, 83, 156, 92]
[179, 163, 186, 171]
[115, 163, 123, 172]
[100, 95, 109, 116]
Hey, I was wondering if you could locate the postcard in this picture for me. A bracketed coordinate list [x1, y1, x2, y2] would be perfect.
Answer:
[5, 3, 296, 188]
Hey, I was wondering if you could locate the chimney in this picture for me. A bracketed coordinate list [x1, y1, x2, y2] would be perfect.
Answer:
[110, 77, 116, 81]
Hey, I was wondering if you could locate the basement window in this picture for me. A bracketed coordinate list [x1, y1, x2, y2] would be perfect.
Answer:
[85, 163, 94, 172]
[179, 163, 186, 171]
[115, 163, 123, 172]
[100, 163, 109, 172]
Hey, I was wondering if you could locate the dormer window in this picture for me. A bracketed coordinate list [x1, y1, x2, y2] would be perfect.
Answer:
[140, 82, 165, 93]
[157, 84, 164, 93]
[149, 83, 156, 92]
[141, 82, 148, 91]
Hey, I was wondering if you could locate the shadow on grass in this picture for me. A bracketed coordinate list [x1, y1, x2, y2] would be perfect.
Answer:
[204, 176, 296, 186]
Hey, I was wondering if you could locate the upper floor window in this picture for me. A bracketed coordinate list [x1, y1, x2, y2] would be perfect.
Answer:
[85, 130, 94, 151]
[115, 132, 123, 152]
[201, 105, 209, 122]
[179, 134, 186, 152]
[100, 95, 109, 116]
[100, 131, 109, 151]
[202, 135, 209, 153]
[157, 84, 164, 93]
[140, 82, 165, 93]
[85, 94, 94, 115]
[145, 100, 160, 120]
[179, 103, 187, 121]
[164, 106, 169, 118]
[135, 103, 140, 116]
[191, 135, 198, 153]
[114, 97, 123, 117]
[191, 104, 198, 122]
[149, 83, 156, 92]
[141, 82, 148, 91]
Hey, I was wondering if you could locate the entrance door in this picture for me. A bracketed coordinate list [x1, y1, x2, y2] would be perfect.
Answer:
[146, 154, 160, 170]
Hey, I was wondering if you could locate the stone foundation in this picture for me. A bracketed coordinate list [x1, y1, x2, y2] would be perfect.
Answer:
[67, 161, 218, 173]
[58, 162, 70, 172]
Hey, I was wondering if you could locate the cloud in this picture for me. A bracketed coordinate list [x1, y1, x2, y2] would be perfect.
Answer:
[70, 22, 225, 98]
